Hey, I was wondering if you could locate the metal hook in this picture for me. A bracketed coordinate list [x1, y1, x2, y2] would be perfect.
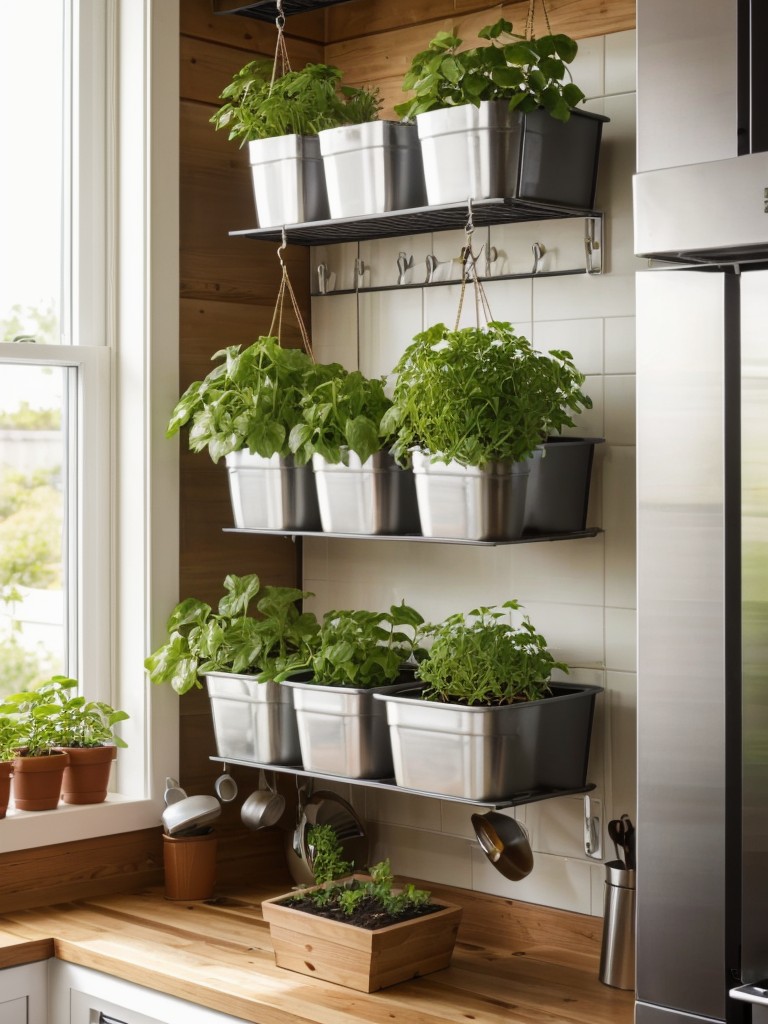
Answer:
[465, 197, 475, 237]
[584, 216, 602, 275]
[396, 251, 414, 286]
[275, 0, 286, 31]
[531, 241, 545, 275]
[277, 226, 287, 267]
[485, 245, 499, 278]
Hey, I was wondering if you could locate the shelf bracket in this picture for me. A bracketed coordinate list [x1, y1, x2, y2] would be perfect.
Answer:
[584, 794, 602, 859]
[584, 216, 603, 275]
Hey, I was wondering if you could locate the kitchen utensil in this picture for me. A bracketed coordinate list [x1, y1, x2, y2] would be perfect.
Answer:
[620, 814, 636, 870]
[608, 818, 629, 868]
[162, 794, 221, 836]
[471, 811, 534, 882]
[214, 768, 238, 803]
[163, 777, 187, 806]
[286, 789, 368, 885]
[240, 770, 285, 830]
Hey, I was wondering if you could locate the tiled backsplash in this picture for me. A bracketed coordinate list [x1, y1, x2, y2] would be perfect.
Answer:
[303, 30, 639, 918]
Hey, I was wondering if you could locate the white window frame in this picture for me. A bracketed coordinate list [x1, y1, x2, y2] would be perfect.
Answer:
[0, 0, 180, 851]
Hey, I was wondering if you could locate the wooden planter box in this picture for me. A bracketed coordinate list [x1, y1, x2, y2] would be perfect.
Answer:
[261, 877, 462, 992]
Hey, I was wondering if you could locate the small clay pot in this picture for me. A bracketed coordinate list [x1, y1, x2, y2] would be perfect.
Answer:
[162, 830, 218, 901]
[12, 749, 70, 811]
[61, 744, 117, 804]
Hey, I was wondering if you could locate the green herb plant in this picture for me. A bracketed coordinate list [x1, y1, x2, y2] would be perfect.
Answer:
[417, 600, 568, 706]
[144, 574, 320, 695]
[167, 337, 345, 465]
[0, 714, 22, 761]
[211, 60, 381, 145]
[289, 370, 395, 466]
[395, 18, 585, 123]
[307, 602, 426, 689]
[293, 824, 432, 925]
[382, 321, 591, 468]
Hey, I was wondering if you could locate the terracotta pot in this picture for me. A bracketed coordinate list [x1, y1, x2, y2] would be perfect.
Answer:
[12, 749, 69, 811]
[0, 761, 12, 819]
[162, 830, 218, 901]
[61, 744, 117, 804]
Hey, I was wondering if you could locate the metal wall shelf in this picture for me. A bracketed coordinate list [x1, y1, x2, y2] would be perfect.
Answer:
[232, 200, 602, 248]
[224, 526, 602, 546]
[213, 0, 353, 20]
[211, 755, 595, 809]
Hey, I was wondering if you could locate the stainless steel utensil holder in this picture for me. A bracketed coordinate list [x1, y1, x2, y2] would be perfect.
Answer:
[599, 861, 636, 990]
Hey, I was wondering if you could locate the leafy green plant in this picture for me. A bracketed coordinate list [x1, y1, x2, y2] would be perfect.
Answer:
[211, 60, 381, 145]
[166, 337, 345, 465]
[0, 714, 22, 761]
[382, 320, 591, 467]
[144, 574, 320, 695]
[306, 602, 426, 689]
[288, 369, 394, 465]
[292, 824, 432, 926]
[394, 18, 585, 123]
[1, 676, 129, 754]
[416, 600, 568, 706]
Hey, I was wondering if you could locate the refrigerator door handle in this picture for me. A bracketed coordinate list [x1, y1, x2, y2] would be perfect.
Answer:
[730, 980, 768, 1005]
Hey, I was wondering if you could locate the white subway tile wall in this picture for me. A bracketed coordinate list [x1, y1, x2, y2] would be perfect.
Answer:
[304, 31, 638, 917]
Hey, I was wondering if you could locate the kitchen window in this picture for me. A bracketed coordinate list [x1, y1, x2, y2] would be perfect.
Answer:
[0, 0, 180, 848]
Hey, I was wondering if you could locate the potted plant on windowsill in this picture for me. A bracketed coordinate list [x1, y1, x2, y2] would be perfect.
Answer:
[262, 822, 462, 992]
[0, 714, 22, 818]
[210, 59, 381, 226]
[375, 601, 602, 802]
[283, 602, 426, 779]
[1, 680, 71, 811]
[288, 368, 420, 536]
[382, 320, 594, 540]
[167, 336, 345, 531]
[144, 573, 320, 766]
[45, 675, 129, 805]
[394, 17, 608, 209]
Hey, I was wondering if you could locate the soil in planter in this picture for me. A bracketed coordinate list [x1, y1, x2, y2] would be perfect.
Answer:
[282, 891, 444, 931]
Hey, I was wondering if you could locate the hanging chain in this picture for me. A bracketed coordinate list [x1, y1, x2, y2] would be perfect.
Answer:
[454, 200, 494, 331]
[269, 0, 291, 93]
[526, 0, 553, 39]
[269, 229, 315, 361]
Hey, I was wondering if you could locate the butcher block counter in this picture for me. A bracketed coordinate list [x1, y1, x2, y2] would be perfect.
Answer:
[0, 882, 634, 1024]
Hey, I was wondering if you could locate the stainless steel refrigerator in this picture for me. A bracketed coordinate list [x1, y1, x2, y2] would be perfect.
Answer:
[635, 1, 768, 1021]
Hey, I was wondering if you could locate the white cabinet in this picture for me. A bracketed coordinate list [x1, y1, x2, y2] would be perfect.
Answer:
[50, 962, 251, 1024]
[0, 962, 49, 1024]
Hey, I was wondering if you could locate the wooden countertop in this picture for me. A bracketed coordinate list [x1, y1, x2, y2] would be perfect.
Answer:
[0, 883, 634, 1024]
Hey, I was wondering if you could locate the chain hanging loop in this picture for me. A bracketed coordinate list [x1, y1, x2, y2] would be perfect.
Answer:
[269, 228, 314, 361]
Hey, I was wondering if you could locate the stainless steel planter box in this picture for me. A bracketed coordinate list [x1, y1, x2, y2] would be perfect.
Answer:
[318, 121, 427, 218]
[524, 437, 603, 534]
[411, 451, 531, 541]
[248, 134, 329, 226]
[226, 451, 321, 531]
[284, 676, 414, 778]
[415, 101, 608, 208]
[206, 672, 301, 765]
[376, 683, 602, 802]
[312, 451, 420, 535]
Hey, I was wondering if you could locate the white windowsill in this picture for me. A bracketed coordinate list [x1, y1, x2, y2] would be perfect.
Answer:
[2, 795, 163, 853]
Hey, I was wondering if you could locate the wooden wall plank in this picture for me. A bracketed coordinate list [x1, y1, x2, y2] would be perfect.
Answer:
[326, 0, 635, 44]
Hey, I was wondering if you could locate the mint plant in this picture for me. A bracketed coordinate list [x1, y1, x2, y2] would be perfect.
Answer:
[288, 370, 395, 465]
[395, 18, 585, 123]
[211, 60, 381, 145]
[307, 602, 426, 689]
[0, 714, 22, 761]
[417, 601, 568, 706]
[144, 574, 320, 695]
[382, 321, 591, 467]
[167, 337, 345, 465]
